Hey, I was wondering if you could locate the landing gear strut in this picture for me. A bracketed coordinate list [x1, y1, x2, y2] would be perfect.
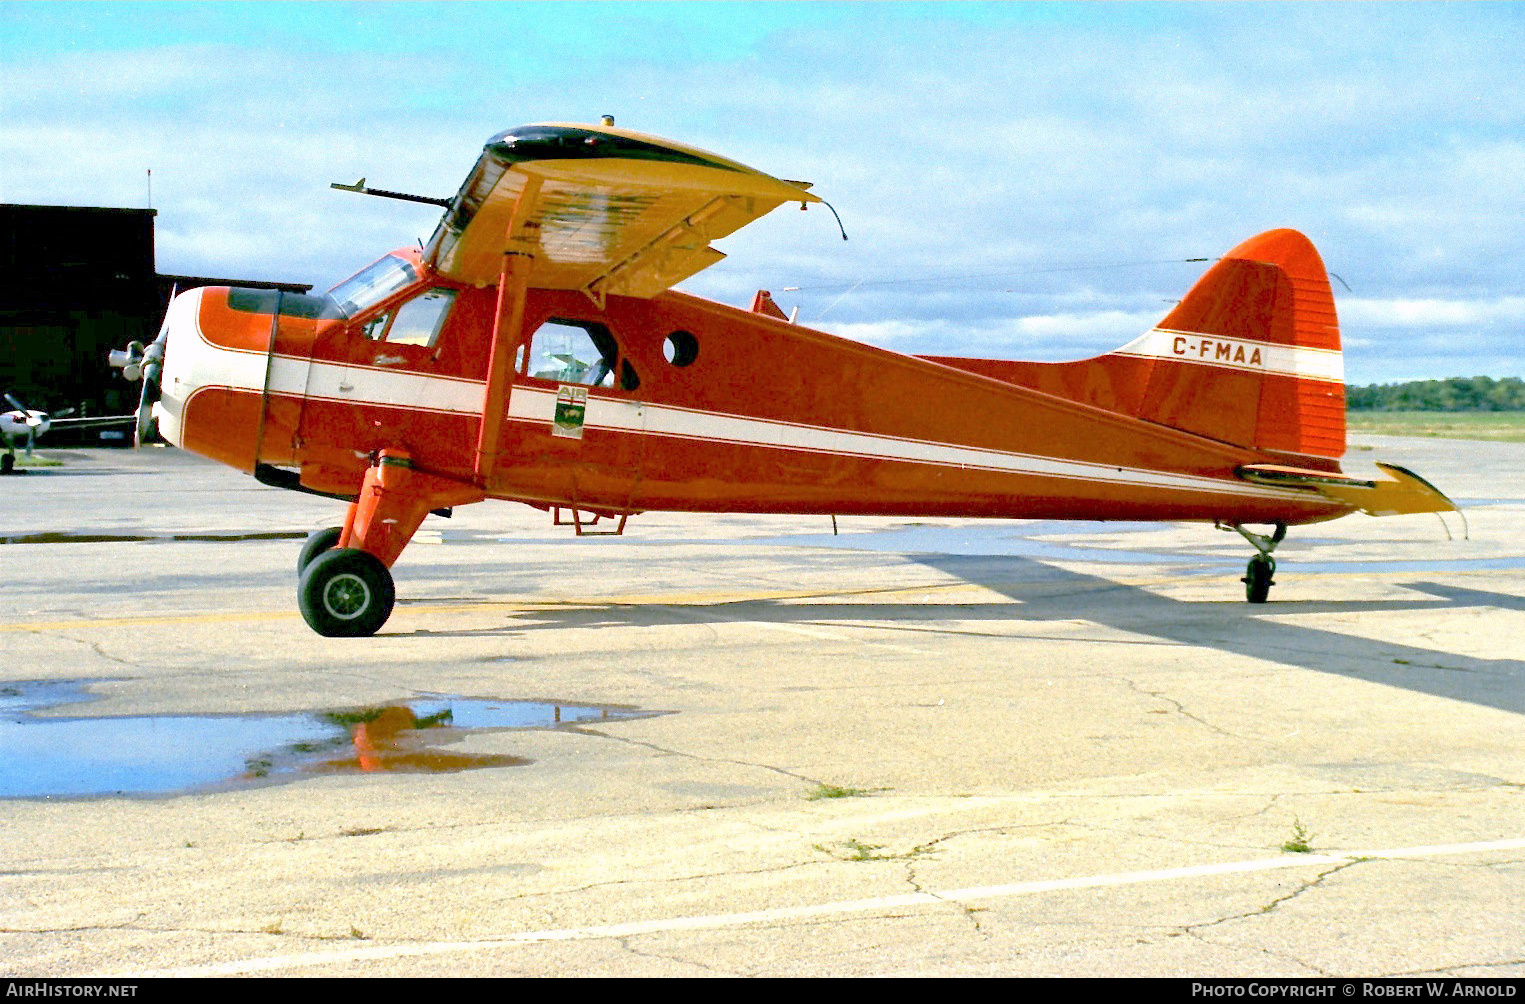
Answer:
[1228, 522, 1286, 603]
[293, 450, 485, 638]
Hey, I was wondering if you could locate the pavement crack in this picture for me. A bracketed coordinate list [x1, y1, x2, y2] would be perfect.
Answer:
[567, 727, 822, 785]
[1185, 858, 1364, 935]
[1120, 676, 1257, 742]
[1183, 929, 1336, 976]
[1391, 957, 1525, 976]
[22, 631, 147, 671]
[616, 936, 749, 976]
[904, 834, 989, 937]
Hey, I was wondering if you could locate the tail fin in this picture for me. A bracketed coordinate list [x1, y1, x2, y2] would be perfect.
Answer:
[1115, 229, 1345, 460]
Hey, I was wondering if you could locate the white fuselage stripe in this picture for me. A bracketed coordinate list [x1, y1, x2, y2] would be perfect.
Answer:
[506, 386, 1312, 502]
[166, 297, 1315, 504]
[1114, 328, 1344, 383]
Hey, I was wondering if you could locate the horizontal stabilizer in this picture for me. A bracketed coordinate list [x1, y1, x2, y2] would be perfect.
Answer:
[1239, 462, 1457, 516]
[1309, 462, 1457, 516]
[1236, 463, 1375, 489]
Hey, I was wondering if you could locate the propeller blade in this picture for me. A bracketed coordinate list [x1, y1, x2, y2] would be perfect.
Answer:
[120, 285, 176, 449]
[133, 400, 155, 448]
[4, 393, 24, 412]
[134, 338, 165, 448]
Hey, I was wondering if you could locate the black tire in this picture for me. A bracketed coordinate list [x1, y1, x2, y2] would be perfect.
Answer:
[0, 454, 13, 475]
[1243, 555, 1275, 603]
[298, 548, 395, 637]
[297, 526, 344, 573]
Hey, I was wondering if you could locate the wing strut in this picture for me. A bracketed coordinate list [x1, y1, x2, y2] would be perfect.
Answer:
[473, 177, 544, 484]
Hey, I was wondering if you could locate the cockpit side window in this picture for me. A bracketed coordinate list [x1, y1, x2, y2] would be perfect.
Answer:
[524, 318, 639, 390]
[357, 287, 456, 348]
[384, 288, 456, 346]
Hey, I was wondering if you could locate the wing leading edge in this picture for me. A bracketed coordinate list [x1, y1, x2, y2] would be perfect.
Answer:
[425, 123, 820, 301]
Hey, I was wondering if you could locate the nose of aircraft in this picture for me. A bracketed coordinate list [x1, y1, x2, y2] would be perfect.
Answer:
[108, 292, 183, 447]
[111, 286, 326, 469]
[109, 287, 198, 448]
[147, 286, 204, 449]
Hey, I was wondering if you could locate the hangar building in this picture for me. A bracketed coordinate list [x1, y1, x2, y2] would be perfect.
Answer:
[0, 203, 309, 441]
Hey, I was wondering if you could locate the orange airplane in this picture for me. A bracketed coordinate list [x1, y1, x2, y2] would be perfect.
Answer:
[112, 121, 1456, 636]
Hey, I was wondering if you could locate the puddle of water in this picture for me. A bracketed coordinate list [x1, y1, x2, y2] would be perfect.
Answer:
[0, 681, 658, 799]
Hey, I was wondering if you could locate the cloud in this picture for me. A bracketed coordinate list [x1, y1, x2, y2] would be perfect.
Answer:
[819, 307, 1162, 361]
[1341, 297, 1525, 328]
[2, 3, 1522, 381]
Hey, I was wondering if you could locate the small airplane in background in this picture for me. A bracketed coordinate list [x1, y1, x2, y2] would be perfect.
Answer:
[1, 394, 135, 474]
[109, 120, 1456, 636]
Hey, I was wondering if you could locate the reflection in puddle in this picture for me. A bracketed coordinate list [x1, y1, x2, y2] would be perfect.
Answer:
[0, 681, 656, 799]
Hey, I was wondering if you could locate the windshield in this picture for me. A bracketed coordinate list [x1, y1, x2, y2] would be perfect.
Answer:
[327, 255, 419, 318]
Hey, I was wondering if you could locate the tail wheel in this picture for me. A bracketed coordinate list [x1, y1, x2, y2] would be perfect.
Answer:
[298, 548, 395, 637]
[297, 526, 344, 573]
[1243, 555, 1275, 603]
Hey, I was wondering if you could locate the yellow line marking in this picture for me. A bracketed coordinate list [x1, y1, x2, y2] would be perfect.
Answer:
[1, 568, 1500, 634]
[0, 582, 991, 633]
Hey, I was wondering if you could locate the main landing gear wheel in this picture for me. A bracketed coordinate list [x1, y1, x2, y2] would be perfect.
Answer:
[1, 454, 13, 475]
[1242, 554, 1275, 603]
[297, 526, 344, 573]
[1224, 521, 1286, 604]
[298, 548, 395, 637]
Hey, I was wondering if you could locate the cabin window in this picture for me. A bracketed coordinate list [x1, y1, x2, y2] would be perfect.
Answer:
[664, 330, 699, 367]
[524, 318, 639, 391]
[361, 313, 390, 340]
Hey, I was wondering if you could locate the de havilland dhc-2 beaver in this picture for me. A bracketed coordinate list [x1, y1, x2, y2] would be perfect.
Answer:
[108, 120, 1456, 637]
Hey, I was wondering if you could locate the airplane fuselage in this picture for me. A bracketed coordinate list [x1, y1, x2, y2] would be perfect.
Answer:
[155, 248, 1350, 534]
[110, 121, 1455, 635]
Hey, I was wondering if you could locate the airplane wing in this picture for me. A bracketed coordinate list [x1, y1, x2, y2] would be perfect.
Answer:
[423, 122, 820, 302]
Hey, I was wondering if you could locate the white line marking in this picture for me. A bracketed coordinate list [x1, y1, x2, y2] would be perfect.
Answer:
[128, 834, 1525, 977]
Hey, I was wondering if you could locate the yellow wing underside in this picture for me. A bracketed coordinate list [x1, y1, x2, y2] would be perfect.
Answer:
[426, 123, 819, 302]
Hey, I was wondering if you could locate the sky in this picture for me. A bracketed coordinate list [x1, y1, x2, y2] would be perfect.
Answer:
[2, 1, 1522, 384]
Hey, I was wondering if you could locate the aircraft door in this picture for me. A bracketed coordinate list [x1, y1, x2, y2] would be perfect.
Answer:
[516, 317, 646, 513]
[296, 286, 467, 480]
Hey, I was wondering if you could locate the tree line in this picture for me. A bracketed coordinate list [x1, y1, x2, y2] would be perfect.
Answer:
[1346, 376, 1525, 411]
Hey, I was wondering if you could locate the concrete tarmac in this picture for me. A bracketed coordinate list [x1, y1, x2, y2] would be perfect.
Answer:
[1, 439, 1522, 977]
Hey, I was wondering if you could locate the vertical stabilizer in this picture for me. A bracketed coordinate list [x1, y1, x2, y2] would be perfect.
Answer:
[1114, 229, 1345, 460]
